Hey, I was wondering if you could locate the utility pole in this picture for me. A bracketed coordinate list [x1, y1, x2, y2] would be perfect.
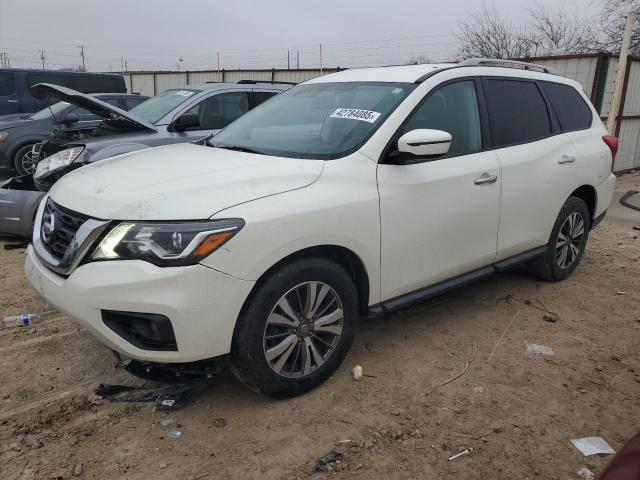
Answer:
[78, 45, 86, 71]
[217, 52, 220, 73]
[120, 58, 125, 72]
[607, 11, 636, 135]
[319, 43, 323, 74]
[287, 50, 290, 70]
[297, 50, 300, 69]
[40, 50, 45, 69]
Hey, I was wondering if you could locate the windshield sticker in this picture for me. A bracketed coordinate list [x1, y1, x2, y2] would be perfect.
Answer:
[329, 108, 382, 123]
[175, 90, 194, 97]
[392, 87, 404, 94]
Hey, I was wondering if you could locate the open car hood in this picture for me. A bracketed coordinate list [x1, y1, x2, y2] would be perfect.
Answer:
[29, 83, 157, 132]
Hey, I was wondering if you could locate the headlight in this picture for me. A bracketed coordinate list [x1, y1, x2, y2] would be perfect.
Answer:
[0, 131, 8, 143]
[34, 146, 84, 179]
[89, 219, 244, 266]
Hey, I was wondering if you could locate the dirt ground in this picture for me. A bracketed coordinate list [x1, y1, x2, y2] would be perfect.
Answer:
[1, 173, 639, 480]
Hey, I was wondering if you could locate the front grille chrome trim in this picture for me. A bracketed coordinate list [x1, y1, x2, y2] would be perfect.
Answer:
[32, 195, 110, 276]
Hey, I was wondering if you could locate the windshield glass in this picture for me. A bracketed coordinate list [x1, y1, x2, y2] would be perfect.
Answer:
[212, 82, 415, 159]
[129, 89, 199, 124]
[30, 101, 70, 120]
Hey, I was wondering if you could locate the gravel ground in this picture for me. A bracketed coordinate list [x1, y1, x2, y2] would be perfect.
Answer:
[0, 172, 639, 480]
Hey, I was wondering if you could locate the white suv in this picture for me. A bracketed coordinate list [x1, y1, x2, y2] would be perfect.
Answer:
[25, 59, 617, 398]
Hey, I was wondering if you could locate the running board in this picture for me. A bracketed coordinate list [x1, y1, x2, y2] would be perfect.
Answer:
[368, 246, 546, 316]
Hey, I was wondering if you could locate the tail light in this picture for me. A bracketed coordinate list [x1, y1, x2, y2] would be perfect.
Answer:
[602, 135, 619, 171]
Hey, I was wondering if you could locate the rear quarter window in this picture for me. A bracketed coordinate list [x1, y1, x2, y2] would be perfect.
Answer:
[484, 79, 551, 147]
[541, 82, 592, 132]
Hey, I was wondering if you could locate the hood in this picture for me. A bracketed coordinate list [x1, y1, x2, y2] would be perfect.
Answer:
[29, 83, 156, 132]
[49, 143, 323, 220]
[0, 113, 34, 129]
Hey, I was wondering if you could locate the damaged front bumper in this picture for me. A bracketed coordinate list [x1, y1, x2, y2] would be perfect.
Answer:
[25, 245, 255, 363]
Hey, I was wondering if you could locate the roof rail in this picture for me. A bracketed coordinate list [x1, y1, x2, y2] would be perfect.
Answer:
[459, 58, 559, 75]
[236, 79, 297, 85]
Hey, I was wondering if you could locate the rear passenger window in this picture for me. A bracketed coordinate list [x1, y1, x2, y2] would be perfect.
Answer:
[484, 79, 551, 147]
[541, 82, 592, 132]
[254, 91, 279, 107]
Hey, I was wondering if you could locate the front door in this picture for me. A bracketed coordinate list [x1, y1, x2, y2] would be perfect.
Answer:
[377, 79, 501, 301]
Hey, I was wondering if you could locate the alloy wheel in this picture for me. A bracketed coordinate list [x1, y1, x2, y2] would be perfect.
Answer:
[555, 211, 585, 269]
[20, 148, 36, 174]
[263, 281, 343, 378]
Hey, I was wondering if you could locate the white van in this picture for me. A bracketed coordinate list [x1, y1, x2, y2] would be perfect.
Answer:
[25, 59, 617, 398]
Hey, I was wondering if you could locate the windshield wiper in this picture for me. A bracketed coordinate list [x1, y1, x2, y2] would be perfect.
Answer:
[215, 144, 265, 155]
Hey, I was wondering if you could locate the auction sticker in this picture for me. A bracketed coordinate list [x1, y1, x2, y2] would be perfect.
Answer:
[176, 90, 195, 97]
[329, 108, 381, 123]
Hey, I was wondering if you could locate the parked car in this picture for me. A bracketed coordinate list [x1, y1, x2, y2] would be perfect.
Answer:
[31, 80, 290, 191]
[0, 81, 289, 238]
[25, 59, 617, 398]
[0, 92, 148, 175]
[0, 69, 126, 116]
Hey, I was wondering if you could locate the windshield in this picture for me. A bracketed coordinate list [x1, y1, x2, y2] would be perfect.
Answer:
[30, 101, 70, 120]
[212, 82, 415, 159]
[129, 89, 199, 124]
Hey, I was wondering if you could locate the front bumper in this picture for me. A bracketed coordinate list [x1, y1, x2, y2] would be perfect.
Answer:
[25, 246, 255, 363]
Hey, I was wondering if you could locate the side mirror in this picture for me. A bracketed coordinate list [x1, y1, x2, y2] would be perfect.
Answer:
[172, 113, 200, 132]
[397, 129, 452, 158]
[59, 112, 79, 125]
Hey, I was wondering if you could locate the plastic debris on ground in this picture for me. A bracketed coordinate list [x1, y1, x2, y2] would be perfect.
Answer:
[577, 467, 595, 480]
[165, 430, 182, 439]
[3, 313, 40, 328]
[314, 451, 344, 472]
[93, 382, 209, 410]
[571, 437, 616, 456]
[352, 365, 363, 381]
[448, 448, 473, 461]
[526, 342, 555, 355]
[159, 417, 175, 427]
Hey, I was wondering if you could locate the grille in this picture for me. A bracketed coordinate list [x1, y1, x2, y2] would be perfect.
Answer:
[41, 198, 88, 260]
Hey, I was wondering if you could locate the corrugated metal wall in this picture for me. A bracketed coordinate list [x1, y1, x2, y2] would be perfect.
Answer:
[123, 68, 341, 96]
[123, 59, 640, 172]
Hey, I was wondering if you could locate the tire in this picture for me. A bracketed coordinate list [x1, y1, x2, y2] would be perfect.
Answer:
[230, 257, 358, 398]
[529, 196, 591, 282]
[13, 144, 36, 176]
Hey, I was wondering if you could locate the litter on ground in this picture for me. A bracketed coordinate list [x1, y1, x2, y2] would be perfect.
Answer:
[571, 436, 616, 456]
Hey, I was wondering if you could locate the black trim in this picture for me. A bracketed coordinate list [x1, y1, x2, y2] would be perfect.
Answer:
[407, 139, 451, 147]
[368, 246, 546, 316]
[591, 210, 607, 228]
[414, 66, 459, 84]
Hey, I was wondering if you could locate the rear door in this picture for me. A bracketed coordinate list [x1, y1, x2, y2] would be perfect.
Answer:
[377, 78, 501, 300]
[0, 72, 18, 114]
[484, 77, 578, 260]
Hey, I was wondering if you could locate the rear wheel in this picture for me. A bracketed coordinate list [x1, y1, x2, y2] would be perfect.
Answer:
[14, 144, 36, 175]
[529, 196, 590, 281]
[230, 258, 357, 398]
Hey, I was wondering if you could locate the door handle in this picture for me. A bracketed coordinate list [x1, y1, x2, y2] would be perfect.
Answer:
[558, 154, 576, 164]
[474, 173, 498, 185]
[7, 99, 17, 103]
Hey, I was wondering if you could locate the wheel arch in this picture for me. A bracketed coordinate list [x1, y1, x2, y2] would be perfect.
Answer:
[570, 184, 597, 223]
[241, 245, 371, 317]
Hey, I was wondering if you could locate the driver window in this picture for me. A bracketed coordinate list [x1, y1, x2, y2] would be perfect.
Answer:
[402, 80, 481, 156]
[184, 92, 249, 130]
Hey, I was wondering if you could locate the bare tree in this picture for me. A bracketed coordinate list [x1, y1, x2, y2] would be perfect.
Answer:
[408, 55, 432, 65]
[597, 0, 640, 53]
[457, 4, 533, 59]
[528, 3, 595, 55]
[457, 2, 598, 59]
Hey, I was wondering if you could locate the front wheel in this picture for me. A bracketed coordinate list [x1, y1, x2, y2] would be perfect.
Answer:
[230, 258, 358, 398]
[529, 196, 591, 281]
[13, 144, 37, 175]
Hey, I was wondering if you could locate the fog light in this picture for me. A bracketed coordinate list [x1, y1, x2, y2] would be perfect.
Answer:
[102, 310, 177, 351]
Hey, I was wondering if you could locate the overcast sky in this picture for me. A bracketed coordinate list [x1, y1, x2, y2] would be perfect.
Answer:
[0, 0, 596, 72]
